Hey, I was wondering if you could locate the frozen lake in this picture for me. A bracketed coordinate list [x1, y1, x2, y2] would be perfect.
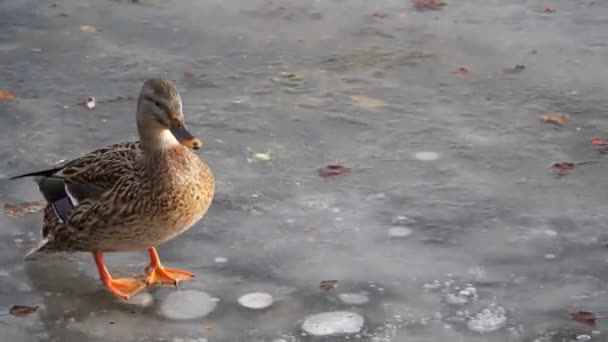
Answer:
[2, 0, 608, 341]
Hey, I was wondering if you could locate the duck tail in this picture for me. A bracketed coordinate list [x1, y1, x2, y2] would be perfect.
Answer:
[9, 166, 64, 181]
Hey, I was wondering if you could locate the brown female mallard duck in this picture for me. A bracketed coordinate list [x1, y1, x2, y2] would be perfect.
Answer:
[10, 79, 215, 299]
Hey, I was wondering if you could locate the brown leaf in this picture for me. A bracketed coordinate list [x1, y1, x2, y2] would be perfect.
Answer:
[183, 70, 194, 79]
[412, 0, 447, 10]
[318, 164, 350, 178]
[544, 8, 556, 13]
[503, 65, 526, 74]
[0, 88, 16, 102]
[540, 114, 568, 126]
[591, 137, 608, 145]
[570, 311, 596, 327]
[4, 201, 46, 217]
[452, 67, 470, 76]
[9, 305, 39, 317]
[320, 280, 339, 291]
[552, 161, 575, 175]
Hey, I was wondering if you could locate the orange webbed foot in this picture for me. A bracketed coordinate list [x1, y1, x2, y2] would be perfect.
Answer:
[144, 265, 195, 287]
[144, 247, 195, 287]
[102, 276, 146, 300]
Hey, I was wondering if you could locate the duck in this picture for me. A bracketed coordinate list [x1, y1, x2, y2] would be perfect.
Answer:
[10, 79, 215, 300]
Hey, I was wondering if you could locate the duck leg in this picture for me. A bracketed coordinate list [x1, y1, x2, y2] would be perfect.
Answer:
[93, 252, 146, 300]
[144, 247, 195, 287]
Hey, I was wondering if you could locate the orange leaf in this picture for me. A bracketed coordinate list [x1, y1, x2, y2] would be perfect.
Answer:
[4, 201, 46, 217]
[320, 280, 339, 291]
[591, 137, 608, 145]
[540, 114, 568, 126]
[0, 88, 16, 102]
[9, 305, 39, 317]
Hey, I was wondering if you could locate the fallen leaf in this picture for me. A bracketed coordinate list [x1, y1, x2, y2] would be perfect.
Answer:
[0, 88, 16, 102]
[9, 305, 39, 318]
[304, 226, 318, 232]
[570, 311, 597, 327]
[320, 280, 339, 291]
[452, 67, 470, 76]
[450, 144, 472, 150]
[80, 25, 99, 33]
[591, 137, 608, 145]
[503, 65, 526, 74]
[544, 8, 556, 13]
[351, 95, 386, 110]
[540, 114, 568, 126]
[318, 164, 351, 178]
[4, 201, 46, 217]
[372, 11, 388, 18]
[183, 70, 194, 79]
[201, 324, 216, 332]
[552, 161, 575, 175]
[262, 83, 273, 89]
[412, 0, 447, 10]
[253, 152, 272, 161]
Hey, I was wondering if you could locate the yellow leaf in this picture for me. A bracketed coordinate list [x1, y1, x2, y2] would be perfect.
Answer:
[350, 95, 386, 110]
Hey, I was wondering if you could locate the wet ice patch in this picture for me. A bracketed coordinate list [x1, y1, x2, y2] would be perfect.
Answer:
[388, 227, 412, 238]
[123, 292, 154, 307]
[338, 293, 369, 305]
[467, 305, 507, 333]
[238, 292, 273, 309]
[158, 290, 217, 320]
[414, 151, 439, 161]
[301, 311, 364, 336]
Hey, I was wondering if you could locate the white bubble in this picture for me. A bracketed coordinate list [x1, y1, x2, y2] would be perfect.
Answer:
[467, 306, 507, 333]
[338, 293, 369, 305]
[158, 290, 217, 320]
[414, 151, 439, 161]
[238, 292, 274, 310]
[577, 335, 591, 341]
[544, 254, 556, 259]
[301, 311, 364, 336]
[388, 227, 412, 238]
[214, 257, 228, 263]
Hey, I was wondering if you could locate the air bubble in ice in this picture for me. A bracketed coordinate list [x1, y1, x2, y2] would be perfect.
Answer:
[158, 290, 217, 320]
[238, 292, 273, 309]
[301, 311, 364, 336]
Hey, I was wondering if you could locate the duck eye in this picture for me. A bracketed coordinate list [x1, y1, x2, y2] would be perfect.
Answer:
[154, 100, 162, 107]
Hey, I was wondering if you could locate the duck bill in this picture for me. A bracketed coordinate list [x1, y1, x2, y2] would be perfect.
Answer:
[170, 124, 202, 150]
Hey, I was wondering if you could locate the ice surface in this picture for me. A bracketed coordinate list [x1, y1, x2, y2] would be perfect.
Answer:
[237, 292, 273, 310]
[3, 0, 608, 341]
[158, 290, 218, 320]
[301, 311, 364, 336]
